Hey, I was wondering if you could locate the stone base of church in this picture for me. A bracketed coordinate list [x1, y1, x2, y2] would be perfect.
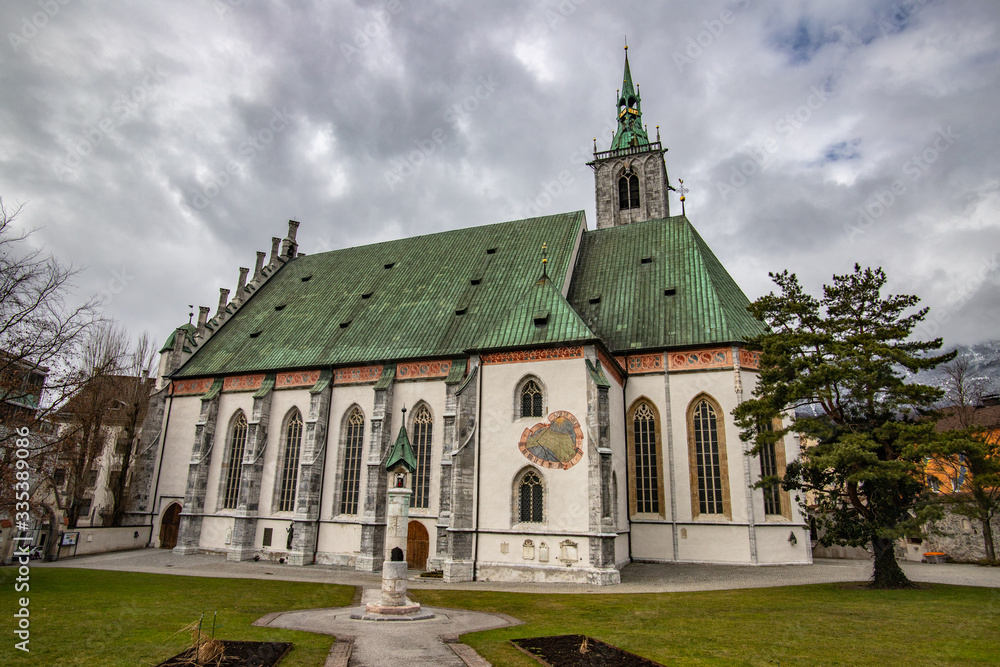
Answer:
[226, 544, 256, 562]
[442, 559, 474, 583]
[171, 544, 202, 556]
[475, 561, 621, 585]
[354, 553, 383, 572]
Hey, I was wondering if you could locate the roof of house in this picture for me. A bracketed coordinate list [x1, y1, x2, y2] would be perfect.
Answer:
[175, 212, 764, 378]
[473, 273, 598, 352]
[176, 212, 586, 377]
[567, 214, 766, 351]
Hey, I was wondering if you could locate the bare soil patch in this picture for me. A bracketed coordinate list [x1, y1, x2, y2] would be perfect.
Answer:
[156, 640, 291, 667]
[511, 634, 664, 666]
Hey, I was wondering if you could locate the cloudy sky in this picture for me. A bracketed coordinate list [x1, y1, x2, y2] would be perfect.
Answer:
[1, 0, 998, 353]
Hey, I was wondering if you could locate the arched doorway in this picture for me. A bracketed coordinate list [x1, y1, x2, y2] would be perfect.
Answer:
[159, 503, 181, 549]
[406, 520, 428, 570]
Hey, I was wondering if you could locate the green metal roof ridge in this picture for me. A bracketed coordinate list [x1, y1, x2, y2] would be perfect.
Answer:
[471, 273, 598, 351]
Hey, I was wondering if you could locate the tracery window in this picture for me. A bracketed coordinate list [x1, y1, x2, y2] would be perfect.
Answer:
[759, 421, 782, 516]
[222, 412, 248, 510]
[339, 408, 365, 515]
[618, 172, 640, 210]
[691, 398, 727, 516]
[632, 402, 659, 514]
[411, 405, 433, 509]
[520, 380, 543, 418]
[276, 410, 303, 512]
[517, 469, 544, 523]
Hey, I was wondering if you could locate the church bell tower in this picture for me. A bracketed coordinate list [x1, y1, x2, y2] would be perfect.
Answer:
[589, 45, 673, 229]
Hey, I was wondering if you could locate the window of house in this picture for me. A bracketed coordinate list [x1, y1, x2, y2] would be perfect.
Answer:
[276, 410, 303, 512]
[759, 421, 782, 516]
[517, 469, 544, 523]
[411, 405, 433, 509]
[222, 412, 248, 509]
[618, 172, 640, 210]
[53, 468, 66, 486]
[691, 398, 726, 516]
[84, 469, 98, 488]
[339, 408, 365, 515]
[520, 380, 543, 418]
[78, 498, 92, 519]
[632, 402, 659, 514]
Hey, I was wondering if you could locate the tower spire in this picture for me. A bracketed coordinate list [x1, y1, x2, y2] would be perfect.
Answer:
[611, 41, 649, 150]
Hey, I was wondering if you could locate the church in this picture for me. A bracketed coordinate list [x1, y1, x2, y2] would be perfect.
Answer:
[125, 49, 811, 584]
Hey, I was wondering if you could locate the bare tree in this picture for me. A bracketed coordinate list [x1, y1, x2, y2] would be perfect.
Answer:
[0, 196, 99, 524]
[929, 355, 1000, 563]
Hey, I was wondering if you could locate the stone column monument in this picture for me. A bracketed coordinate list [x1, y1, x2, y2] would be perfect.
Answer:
[363, 409, 426, 617]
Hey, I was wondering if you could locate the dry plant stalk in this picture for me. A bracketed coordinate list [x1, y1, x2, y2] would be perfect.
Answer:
[579, 636, 590, 654]
[172, 620, 226, 666]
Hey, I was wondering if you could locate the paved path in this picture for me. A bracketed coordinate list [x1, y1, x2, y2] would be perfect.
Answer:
[255, 588, 519, 666]
[40, 548, 1000, 592]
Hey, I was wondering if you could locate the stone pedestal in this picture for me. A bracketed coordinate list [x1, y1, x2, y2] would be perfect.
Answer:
[363, 560, 423, 616]
[384, 487, 411, 561]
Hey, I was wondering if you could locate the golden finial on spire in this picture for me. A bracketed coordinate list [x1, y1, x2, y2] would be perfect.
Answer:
[541, 242, 548, 277]
[624, 35, 628, 51]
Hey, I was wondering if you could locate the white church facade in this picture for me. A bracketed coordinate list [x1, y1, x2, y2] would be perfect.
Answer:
[125, 50, 811, 585]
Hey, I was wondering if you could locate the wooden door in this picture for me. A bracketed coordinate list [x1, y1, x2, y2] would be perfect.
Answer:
[406, 520, 429, 570]
[159, 503, 181, 549]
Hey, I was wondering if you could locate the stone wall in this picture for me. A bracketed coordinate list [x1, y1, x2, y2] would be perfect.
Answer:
[921, 509, 1000, 562]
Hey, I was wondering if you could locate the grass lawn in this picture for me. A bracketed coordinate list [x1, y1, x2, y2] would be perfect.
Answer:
[0, 568, 353, 666]
[412, 584, 1000, 667]
[1, 569, 997, 666]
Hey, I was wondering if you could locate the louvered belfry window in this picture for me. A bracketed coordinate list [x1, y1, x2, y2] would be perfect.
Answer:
[693, 400, 724, 514]
[339, 408, 364, 515]
[222, 412, 248, 509]
[412, 406, 433, 509]
[632, 402, 659, 514]
[518, 469, 544, 523]
[277, 410, 303, 512]
[618, 172, 640, 210]
[520, 380, 543, 418]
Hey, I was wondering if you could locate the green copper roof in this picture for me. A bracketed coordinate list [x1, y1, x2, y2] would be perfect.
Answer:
[176, 212, 585, 377]
[386, 424, 416, 473]
[567, 215, 766, 351]
[160, 323, 197, 354]
[473, 273, 597, 351]
[612, 49, 650, 150]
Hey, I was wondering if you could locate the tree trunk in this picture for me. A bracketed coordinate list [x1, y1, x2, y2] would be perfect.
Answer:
[870, 534, 914, 589]
[982, 515, 996, 564]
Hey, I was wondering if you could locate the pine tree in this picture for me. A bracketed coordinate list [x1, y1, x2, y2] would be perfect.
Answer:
[734, 265, 953, 589]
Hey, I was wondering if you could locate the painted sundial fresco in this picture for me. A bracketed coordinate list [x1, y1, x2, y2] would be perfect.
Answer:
[518, 410, 584, 470]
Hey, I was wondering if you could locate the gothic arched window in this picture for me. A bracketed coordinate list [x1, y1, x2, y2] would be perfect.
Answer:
[276, 409, 303, 512]
[632, 402, 659, 514]
[688, 396, 731, 518]
[411, 405, 433, 509]
[520, 380, 543, 418]
[618, 172, 640, 210]
[339, 408, 365, 515]
[517, 469, 544, 523]
[221, 412, 248, 510]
